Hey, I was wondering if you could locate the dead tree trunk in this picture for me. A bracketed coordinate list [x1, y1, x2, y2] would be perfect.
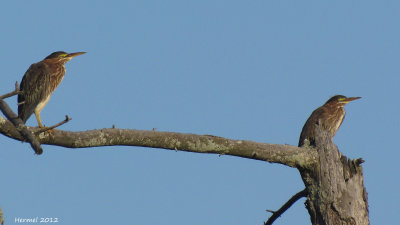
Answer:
[300, 125, 369, 225]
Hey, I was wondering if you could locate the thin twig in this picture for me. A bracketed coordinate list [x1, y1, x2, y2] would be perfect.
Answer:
[264, 189, 308, 225]
[36, 115, 71, 134]
[0, 81, 21, 99]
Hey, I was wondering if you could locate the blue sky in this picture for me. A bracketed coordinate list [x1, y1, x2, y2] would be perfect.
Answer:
[0, 1, 399, 224]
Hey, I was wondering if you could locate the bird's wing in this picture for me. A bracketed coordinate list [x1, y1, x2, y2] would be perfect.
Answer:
[298, 106, 327, 147]
[18, 63, 51, 122]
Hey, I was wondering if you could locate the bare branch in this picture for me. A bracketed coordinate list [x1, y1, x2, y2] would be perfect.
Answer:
[264, 189, 307, 225]
[0, 101, 43, 154]
[0, 82, 43, 154]
[0, 115, 315, 166]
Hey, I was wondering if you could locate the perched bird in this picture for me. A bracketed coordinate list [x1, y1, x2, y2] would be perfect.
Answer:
[298, 95, 361, 147]
[18, 51, 86, 129]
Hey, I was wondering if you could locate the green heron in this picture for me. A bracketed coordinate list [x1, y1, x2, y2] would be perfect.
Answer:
[18, 51, 86, 129]
[298, 95, 361, 147]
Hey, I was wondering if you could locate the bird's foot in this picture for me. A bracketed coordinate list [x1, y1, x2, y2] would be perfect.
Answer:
[36, 126, 54, 136]
[43, 128, 54, 135]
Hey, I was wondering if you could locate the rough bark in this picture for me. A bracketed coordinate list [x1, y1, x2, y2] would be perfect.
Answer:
[300, 124, 369, 225]
[0, 115, 314, 168]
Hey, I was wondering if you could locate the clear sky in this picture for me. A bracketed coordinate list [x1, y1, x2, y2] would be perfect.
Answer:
[0, 1, 398, 225]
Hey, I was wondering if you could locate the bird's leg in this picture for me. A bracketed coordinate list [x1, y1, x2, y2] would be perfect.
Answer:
[34, 111, 53, 134]
[34, 111, 45, 129]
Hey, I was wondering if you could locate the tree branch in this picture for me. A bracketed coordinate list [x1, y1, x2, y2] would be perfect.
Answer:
[0, 115, 316, 167]
[0, 102, 42, 154]
[264, 188, 308, 225]
[0, 82, 42, 154]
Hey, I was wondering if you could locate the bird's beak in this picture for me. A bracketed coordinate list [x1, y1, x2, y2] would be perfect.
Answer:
[66, 52, 86, 58]
[344, 97, 361, 103]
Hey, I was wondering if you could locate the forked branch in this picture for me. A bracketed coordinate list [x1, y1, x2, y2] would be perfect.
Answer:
[0, 82, 42, 154]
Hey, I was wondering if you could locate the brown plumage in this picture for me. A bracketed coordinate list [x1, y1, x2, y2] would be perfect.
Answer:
[298, 95, 361, 147]
[18, 51, 85, 128]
